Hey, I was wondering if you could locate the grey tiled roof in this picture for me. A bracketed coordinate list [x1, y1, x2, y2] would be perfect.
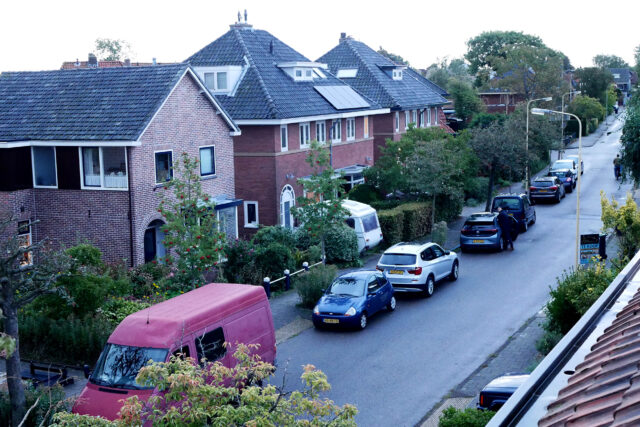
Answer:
[317, 38, 448, 110]
[609, 68, 631, 84]
[186, 26, 381, 120]
[0, 64, 189, 142]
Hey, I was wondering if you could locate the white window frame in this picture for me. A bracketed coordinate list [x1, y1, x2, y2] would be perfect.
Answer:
[395, 112, 400, 132]
[412, 110, 417, 125]
[203, 71, 229, 92]
[316, 121, 326, 143]
[199, 145, 217, 177]
[346, 118, 356, 141]
[154, 149, 174, 185]
[427, 108, 432, 127]
[299, 122, 311, 148]
[243, 201, 259, 228]
[31, 146, 58, 189]
[405, 111, 410, 130]
[420, 110, 425, 128]
[331, 119, 342, 143]
[434, 107, 439, 125]
[78, 147, 129, 191]
[280, 125, 288, 151]
[17, 220, 33, 267]
[364, 116, 369, 138]
[280, 185, 295, 229]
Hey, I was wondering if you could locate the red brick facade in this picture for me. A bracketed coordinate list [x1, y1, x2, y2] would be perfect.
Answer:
[0, 73, 236, 266]
[235, 116, 374, 236]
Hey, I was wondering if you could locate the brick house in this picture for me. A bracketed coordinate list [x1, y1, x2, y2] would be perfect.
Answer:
[317, 34, 452, 161]
[477, 89, 524, 114]
[186, 22, 388, 235]
[0, 64, 240, 266]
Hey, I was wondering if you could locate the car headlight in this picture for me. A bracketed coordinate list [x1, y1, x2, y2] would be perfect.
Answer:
[313, 305, 319, 315]
[345, 307, 357, 316]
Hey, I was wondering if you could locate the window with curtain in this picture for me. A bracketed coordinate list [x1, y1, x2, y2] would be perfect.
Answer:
[199, 146, 216, 176]
[155, 151, 173, 183]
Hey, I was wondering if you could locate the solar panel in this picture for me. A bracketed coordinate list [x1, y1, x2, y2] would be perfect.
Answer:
[314, 85, 370, 110]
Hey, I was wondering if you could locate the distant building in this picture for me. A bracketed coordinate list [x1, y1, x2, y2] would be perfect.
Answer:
[60, 53, 169, 70]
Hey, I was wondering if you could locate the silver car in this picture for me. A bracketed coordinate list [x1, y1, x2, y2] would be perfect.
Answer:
[376, 242, 458, 297]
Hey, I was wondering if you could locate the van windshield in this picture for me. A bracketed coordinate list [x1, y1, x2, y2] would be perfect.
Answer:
[362, 213, 379, 232]
[90, 343, 168, 390]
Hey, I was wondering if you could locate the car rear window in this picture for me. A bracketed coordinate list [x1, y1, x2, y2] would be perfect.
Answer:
[362, 213, 379, 232]
[380, 253, 416, 266]
[533, 181, 553, 187]
[554, 160, 574, 169]
[465, 221, 494, 228]
[550, 171, 571, 178]
[492, 198, 521, 210]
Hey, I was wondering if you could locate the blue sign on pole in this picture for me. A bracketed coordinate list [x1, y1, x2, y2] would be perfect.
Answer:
[580, 234, 600, 265]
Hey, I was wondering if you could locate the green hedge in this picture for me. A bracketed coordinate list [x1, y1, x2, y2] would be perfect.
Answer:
[438, 407, 495, 427]
[378, 209, 405, 246]
[397, 202, 432, 241]
[348, 184, 382, 204]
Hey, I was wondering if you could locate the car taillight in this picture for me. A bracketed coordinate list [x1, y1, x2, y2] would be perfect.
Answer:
[480, 393, 484, 407]
[550, 186, 558, 190]
[407, 267, 422, 275]
[376, 265, 383, 272]
[529, 186, 537, 191]
[486, 228, 498, 233]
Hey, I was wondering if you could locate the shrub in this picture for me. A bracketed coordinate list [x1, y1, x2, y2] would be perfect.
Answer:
[464, 176, 489, 203]
[294, 265, 338, 308]
[348, 183, 382, 204]
[67, 243, 104, 269]
[536, 327, 564, 355]
[438, 407, 495, 427]
[435, 194, 464, 222]
[325, 224, 359, 264]
[223, 239, 260, 284]
[294, 227, 319, 250]
[544, 262, 615, 335]
[128, 262, 170, 298]
[0, 384, 66, 427]
[99, 298, 152, 327]
[255, 243, 295, 285]
[370, 199, 403, 211]
[397, 202, 432, 241]
[378, 209, 405, 246]
[431, 221, 448, 247]
[252, 226, 296, 248]
[19, 314, 113, 365]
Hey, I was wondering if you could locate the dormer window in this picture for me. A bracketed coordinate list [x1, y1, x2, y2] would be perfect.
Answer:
[392, 69, 403, 80]
[195, 66, 243, 94]
[278, 62, 328, 81]
[204, 71, 228, 91]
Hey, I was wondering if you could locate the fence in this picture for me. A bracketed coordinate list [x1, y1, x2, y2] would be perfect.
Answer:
[262, 260, 324, 298]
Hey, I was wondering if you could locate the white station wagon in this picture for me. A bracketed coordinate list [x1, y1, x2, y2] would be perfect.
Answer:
[376, 242, 459, 297]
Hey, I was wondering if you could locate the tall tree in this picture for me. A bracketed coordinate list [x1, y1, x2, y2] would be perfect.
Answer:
[621, 94, 640, 184]
[574, 67, 615, 104]
[488, 45, 565, 100]
[465, 31, 545, 75]
[593, 54, 629, 69]
[424, 57, 473, 90]
[377, 46, 409, 65]
[634, 45, 640, 74]
[292, 141, 349, 263]
[158, 153, 226, 290]
[0, 216, 72, 426]
[94, 38, 131, 61]
[448, 79, 485, 124]
[568, 95, 606, 133]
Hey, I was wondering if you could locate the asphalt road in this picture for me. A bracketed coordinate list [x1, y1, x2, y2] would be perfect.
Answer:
[273, 116, 632, 427]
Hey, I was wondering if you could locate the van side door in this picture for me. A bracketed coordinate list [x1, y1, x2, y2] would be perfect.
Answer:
[195, 326, 228, 366]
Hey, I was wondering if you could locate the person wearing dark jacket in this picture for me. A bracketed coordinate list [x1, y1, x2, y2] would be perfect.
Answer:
[497, 207, 514, 251]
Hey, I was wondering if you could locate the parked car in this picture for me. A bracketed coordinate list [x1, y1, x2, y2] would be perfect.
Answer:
[551, 159, 578, 178]
[477, 373, 530, 411]
[312, 271, 395, 330]
[529, 176, 565, 203]
[73, 283, 276, 420]
[565, 154, 583, 175]
[460, 212, 518, 252]
[490, 194, 536, 232]
[376, 242, 458, 297]
[547, 168, 576, 192]
[343, 200, 383, 253]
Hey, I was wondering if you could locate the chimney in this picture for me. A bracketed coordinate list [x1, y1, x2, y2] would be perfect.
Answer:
[340, 32, 347, 43]
[152, 57, 157, 66]
[124, 58, 131, 67]
[88, 53, 98, 68]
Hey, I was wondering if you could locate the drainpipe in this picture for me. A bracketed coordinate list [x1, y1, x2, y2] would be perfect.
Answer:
[127, 147, 135, 267]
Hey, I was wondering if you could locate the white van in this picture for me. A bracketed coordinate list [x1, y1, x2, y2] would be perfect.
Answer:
[343, 200, 383, 252]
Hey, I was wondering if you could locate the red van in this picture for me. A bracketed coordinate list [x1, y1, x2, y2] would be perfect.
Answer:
[72, 283, 276, 420]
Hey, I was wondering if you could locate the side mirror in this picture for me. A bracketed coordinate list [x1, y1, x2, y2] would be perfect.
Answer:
[83, 364, 91, 379]
[446, 251, 451, 255]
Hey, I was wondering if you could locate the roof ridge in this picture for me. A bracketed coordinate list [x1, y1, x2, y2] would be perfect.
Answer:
[232, 28, 279, 119]
[344, 39, 400, 109]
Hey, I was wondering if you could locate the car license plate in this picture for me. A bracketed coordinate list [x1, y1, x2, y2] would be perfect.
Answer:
[539, 189, 547, 192]
[323, 319, 339, 324]
[389, 269, 404, 275]
[472, 239, 484, 243]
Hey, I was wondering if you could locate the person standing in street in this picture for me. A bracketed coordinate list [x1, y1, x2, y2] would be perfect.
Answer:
[497, 207, 514, 251]
[614, 154, 621, 180]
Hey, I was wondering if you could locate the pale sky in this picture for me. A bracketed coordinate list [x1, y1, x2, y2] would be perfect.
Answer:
[1, 0, 638, 72]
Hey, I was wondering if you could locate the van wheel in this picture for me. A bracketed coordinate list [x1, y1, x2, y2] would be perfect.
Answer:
[387, 296, 397, 311]
[423, 276, 435, 298]
[449, 261, 459, 281]
[358, 313, 368, 330]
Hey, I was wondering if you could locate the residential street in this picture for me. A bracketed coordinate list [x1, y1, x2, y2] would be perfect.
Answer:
[272, 115, 632, 426]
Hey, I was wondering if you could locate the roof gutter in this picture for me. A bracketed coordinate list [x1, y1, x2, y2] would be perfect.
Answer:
[234, 108, 390, 125]
[488, 249, 640, 426]
[0, 140, 140, 148]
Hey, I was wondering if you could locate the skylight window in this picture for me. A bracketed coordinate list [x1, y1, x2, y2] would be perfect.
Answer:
[337, 69, 358, 78]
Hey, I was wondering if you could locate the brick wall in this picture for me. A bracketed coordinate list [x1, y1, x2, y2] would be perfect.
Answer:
[131, 73, 236, 266]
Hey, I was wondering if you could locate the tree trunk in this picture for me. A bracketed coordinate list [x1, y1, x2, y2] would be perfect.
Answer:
[485, 165, 495, 212]
[2, 290, 26, 426]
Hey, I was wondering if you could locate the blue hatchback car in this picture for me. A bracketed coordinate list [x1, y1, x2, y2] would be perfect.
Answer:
[312, 271, 396, 330]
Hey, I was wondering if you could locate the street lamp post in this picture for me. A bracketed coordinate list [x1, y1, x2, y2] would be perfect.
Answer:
[561, 90, 581, 152]
[525, 97, 553, 196]
[532, 108, 582, 267]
